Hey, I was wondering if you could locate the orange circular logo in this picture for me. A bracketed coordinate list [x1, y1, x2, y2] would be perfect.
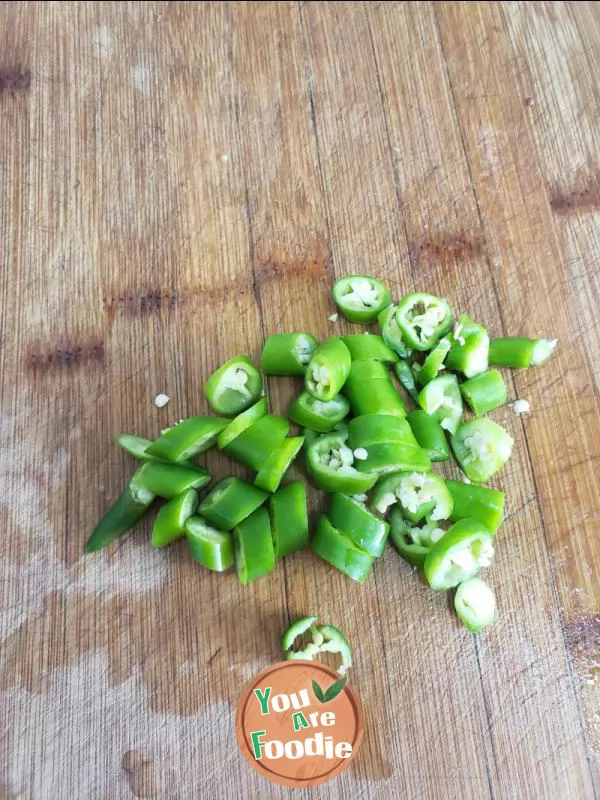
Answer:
[236, 660, 364, 788]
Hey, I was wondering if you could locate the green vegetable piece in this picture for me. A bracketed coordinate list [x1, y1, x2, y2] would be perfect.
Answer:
[146, 416, 228, 462]
[281, 615, 319, 655]
[269, 481, 309, 559]
[451, 418, 514, 483]
[355, 442, 431, 475]
[377, 470, 452, 522]
[395, 292, 453, 351]
[117, 434, 155, 461]
[348, 413, 419, 448]
[316, 624, 352, 675]
[185, 515, 234, 571]
[198, 477, 267, 531]
[328, 493, 389, 557]
[137, 461, 211, 499]
[254, 436, 304, 493]
[305, 337, 352, 401]
[377, 304, 414, 359]
[418, 373, 463, 435]
[394, 359, 420, 404]
[414, 337, 451, 386]
[151, 489, 198, 547]
[389, 509, 446, 568]
[233, 507, 275, 584]
[445, 314, 489, 378]
[306, 430, 378, 493]
[406, 409, 450, 462]
[342, 359, 406, 417]
[454, 578, 496, 632]
[446, 479, 505, 532]
[460, 369, 507, 416]
[332, 275, 392, 323]
[288, 392, 349, 433]
[489, 336, 557, 368]
[260, 333, 318, 376]
[424, 518, 495, 590]
[340, 334, 398, 364]
[217, 398, 268, 449]
[221, 414, 289, 471]
[205, 355, 263, 416]
[312, 515, 375, 583]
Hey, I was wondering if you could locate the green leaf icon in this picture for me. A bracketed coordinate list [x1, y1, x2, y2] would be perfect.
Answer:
[323, 676, 347, 702]
[312, 679, 325, 703]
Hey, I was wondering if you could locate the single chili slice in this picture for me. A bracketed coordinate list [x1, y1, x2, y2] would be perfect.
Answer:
[348, 413, 419, 449]
[424, 518, 495, 590]
[446, 479, 504, 532]
[316, 624, 353, 675]
[305, 337, 351, 401]
[233, 507, 275, 584]
[328, 493, 389, 557]
[340, 334, 398, 364]
[217, 398, 268, 449]
[394, 359, 420, 404]
[254, 436, 304, 492]
[145, 416, 228, 462]
[84, 468, 155, 553]
[445, 314, 490, 378]
[342, 359, 406, 417]
[185, 515, 234, 571]
[151, 489, 199, 547]
[418, 373, 463, 434]
[221, 414, 289, 471]
[377, 304, 414, 359]
[460, 369, 507, 416]
[389, 508, 446, 569]
[269, 481, 309, 559]
[205, 355, 263, 416]
[406, 409, 450, 462]
[389, 471, 453, 522]
[306, 430, 378, 493]
[454, 578, 496, 632]
[414, 336, 451, 386]
[281, 615, 320, 659]
[451, 418, 514, 483]
[260, 333, 318, 376]
[137, 461, 211, 499]
[489, 336, 557, 367]
[117, 434, 155, 461]
[355, 442, 431, 475]
[395, 293, 452, 351]
[332, 275, 392, 323]
[198, 477, 267, 530]
[288, 391, 350, 433]
[312, 515, 375, 583]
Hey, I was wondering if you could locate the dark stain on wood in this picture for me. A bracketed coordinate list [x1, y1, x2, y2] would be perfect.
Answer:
[409, 230, 484, 267]
[121, 750, 157, 798]
[549, 170, 600, 215]
[103, 289, 181, 315]
[26, 340, 105, 372]
[0, 67, 31, 94]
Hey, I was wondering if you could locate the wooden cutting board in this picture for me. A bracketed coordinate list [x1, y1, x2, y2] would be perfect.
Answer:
[1, 3, 598, 798]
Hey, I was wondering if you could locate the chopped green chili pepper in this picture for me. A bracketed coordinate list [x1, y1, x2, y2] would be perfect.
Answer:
[117, 434, 155, 461]
[312, 515, 374, 583]
[281, 616, 320, 659]
[445, 314, 489, 378]
[414, 337, 451, 386]
[406, 410, 450, 462]
[198, 477, 267, 530]
[424, 518, 495, 590]
[280, 618, 352, 674]
[378, 304, 414, 359]
[377, 470, 453, 522]
[418, 373, 463, 435]
[342, 359, 406, 417]
[305, 337, 351, 401]
[489, 336, 557, 367]
[233, 507, 275, 584]
[205, 355, 263, 416]
[389, 508, 446, 568]
[348, 413, 419, 448]
[151, 489, 198, 547]
[394, 359, 420, 404]
[84, 468, 155, 553]
[332, 275, 392, 323]
[340, 334, 398, 364]
[353, 442, 431, 475]
[446, 479, 505, 532]
[185, 515, 234, 571]
[288, 391, 349, 433]
[328, 493, 389, 556]
[137, 461, 211, 499]
[260, 333, 318, 376]
[451, 418, 514, 483]
[306, 430, 378, 493]
[269, 482, 309, 558]
[254, 436, 304, 492]
[221, 414, 289, 471]
[217, 398, 268, 450]
[395, 293, 453, 351]
[317, 625, 352, 675]
[146, 416, 228, 462]
[460, 369, 507, 416]
[454, 578, 496, 632]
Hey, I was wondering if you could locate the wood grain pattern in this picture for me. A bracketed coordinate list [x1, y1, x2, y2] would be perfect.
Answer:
[0, 3, 598, 798]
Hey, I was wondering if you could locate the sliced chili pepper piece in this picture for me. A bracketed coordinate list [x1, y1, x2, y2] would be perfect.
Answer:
[217, 398, 268, 449]
[269, 481, 309, 558]
[489, 336, 557, 368]
[395, 293, 452, 351]
[332, 275, 392, 323]
[340, 334, 398, 364]
[316, 624, 352, 675]
[185, 515, 234, 571]
[198, 477, 267, 530]
[414, 336, 451, 386]
[445, 314, 490, 378]
[221, 414, 289, 471]
[254, 436, 304, 492]
[348, 413, 419, 448]
[151, 489, 198, 547]
[305, 337, 351, 401]
[342, 359, 406, 417]
[406, 410, 450, 462]
[424, 518, 495, 590]
[389, 508, 446, 568]
[84, 468, 155, 553]
[418, 373, 463, 435]
[454, 578, 496, 632]
[117, 434, 155, 461]
[145, 416, 228, 462]
[377, 304, 414, 359]
[355, 442, 431, 475]
[233, 507, 275, 584]
[306, 430, 378, 493]
[394, 359, 420, 404]
[137, 461, 211, 499]
[312, 514, 375, 583]
[446, 479, 504, 532]
[328, 493, 389, 556]
[260, 333, 318, 376]
[205, 355, 263, 416]
[451, 418, 514, 483]
[280, 615, 319, 655]
[288, 391, 349, 433]
[388, 470, 453, 522]
[460, 369, 507, 416]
